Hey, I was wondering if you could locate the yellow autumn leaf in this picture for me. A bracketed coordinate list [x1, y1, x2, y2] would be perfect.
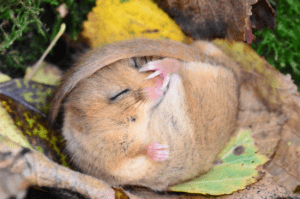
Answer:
[25, 62, 62, 86]
[81, 0, 185, 48]
[0, 73, 11, 83]
[0, 102, 33, 150]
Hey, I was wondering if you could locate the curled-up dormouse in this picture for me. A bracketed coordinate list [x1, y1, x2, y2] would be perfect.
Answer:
[50, 38, 240, 191]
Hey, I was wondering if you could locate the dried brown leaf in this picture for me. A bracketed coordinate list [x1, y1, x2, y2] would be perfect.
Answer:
[153, 0, 258, 41]
[213, 39, 300, 193]
[251, 0, 276, 30]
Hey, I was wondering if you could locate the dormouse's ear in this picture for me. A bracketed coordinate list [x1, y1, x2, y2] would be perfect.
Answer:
[49, 38, 205, 123]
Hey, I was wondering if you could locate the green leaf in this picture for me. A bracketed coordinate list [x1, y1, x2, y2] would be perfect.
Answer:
[0, 79, 69, 167]
[25, 63, 62, 86]
[0, 73, 11, 83]
[169, 129, 268, 195]
[0, 79, 55, 116]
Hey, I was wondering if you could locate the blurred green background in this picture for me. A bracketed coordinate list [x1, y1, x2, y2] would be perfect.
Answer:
[1, 0, 299, 89]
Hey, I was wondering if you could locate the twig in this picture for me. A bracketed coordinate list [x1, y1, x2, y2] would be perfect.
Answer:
[0, 135, 115, 199]
[25, 23, 66, 80]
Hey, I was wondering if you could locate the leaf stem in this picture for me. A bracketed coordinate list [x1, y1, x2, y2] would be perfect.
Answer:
[25, 23, 66, 80]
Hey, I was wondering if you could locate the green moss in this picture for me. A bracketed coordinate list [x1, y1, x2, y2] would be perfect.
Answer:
[23, 111, 49, 140]
[23, 112, 34, 128]
[1, 100, 13, 113]
[0, 0, 96, 77]
[252, 0, 300, 89]
[49, 133, 69, 167]
[35, 146, 44, 153]
[0, 0, 47, 51]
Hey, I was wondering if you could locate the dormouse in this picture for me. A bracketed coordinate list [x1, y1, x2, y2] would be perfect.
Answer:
[50, 38, 240, 191]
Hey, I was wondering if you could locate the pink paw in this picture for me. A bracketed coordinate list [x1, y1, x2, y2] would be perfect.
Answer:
[139, 58, 182, 101]
[147, 142, 169, 161]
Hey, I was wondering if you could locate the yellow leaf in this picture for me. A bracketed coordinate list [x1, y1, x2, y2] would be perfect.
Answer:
[25, 62, 62, 86]
[81, 0, 185, 48]
[0, 102, 33, 149]
[0, 73, 11, 83]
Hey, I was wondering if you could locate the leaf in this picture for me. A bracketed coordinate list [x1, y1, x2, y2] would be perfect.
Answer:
[0, 79, 56, 116]
[0, 78, 69, 166]
[213, 39, 300, 192]
[251, 0, 276, 30]
[169, 129, 268, 195]
[0, 93, 68, 166]
[25, 62, 63, 86]
[0, 73, 11, 83]
[0, 98, 33, 150]
[125, 173, 300, 199]
[81, 0, 186, 48]
[267, 132, 300, 192]
[153, 0, 259, 42]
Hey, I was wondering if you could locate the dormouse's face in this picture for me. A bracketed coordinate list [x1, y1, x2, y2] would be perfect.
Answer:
[64, 57, 165, 137]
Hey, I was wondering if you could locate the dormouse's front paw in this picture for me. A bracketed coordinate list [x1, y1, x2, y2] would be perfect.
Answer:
[139, 58, 182, 102]
[147, 142, 169, 162]
[139, 58, 182, 91]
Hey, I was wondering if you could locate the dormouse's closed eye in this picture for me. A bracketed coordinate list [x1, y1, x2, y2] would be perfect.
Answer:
[131, 57, 151, 69]
[132, 57, 140, 69]
[109, 89, 130, 102]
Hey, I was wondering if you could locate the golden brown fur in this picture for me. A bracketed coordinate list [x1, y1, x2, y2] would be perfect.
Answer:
[50, 38, 240, 191]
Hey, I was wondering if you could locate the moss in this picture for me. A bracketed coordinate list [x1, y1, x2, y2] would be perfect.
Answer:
[0, 0, 95, 77]
[35, 146, 44, 153]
